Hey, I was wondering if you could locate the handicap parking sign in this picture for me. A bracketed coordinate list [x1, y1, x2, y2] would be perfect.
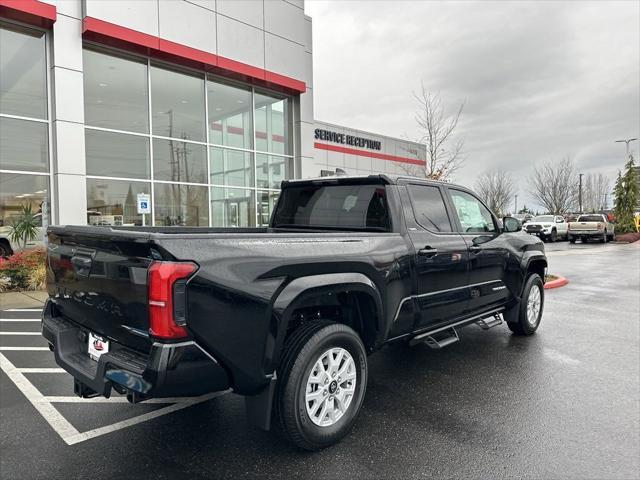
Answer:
[137, 193, 151, 214]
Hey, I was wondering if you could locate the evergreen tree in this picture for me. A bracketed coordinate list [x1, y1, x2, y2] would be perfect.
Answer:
[613, 154, 639, 233]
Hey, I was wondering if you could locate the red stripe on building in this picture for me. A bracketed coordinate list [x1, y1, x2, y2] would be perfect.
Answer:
[0, 0, 56, 28]
[82, 17, 306, 95]
[314, 142, 426, 166]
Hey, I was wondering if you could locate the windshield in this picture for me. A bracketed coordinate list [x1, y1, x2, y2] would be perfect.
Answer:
[577, 215, 604, 222]
[533, 216, 554, 223]
[272, 183, 391, 231]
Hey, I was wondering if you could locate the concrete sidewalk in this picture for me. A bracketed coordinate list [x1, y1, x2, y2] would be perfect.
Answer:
[0, 290, 47, 310]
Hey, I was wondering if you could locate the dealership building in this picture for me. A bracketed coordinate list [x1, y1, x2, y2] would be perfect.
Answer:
[0, 0, 426, 229]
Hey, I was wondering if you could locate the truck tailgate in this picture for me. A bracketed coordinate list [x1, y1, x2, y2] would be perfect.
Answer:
[46, 228, 154, 352]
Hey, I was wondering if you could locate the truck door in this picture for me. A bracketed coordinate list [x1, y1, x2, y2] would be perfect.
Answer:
[399, 182, 470, 331]
[445, 188, 511, 314]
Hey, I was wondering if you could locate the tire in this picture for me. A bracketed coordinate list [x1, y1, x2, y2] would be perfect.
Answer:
[0, 241, 11, 258]
[550, 229, 557, 242]
[569, 236, 576, 244]
[505, 273, 544, 336]
[276, 321, 368, 451]
[600, 231, 606, 243]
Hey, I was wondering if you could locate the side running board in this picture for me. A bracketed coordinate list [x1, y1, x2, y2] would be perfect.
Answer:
[409, 307, 504, 348]
[476, 313, 503, 330]
[421, 328, 459, 349]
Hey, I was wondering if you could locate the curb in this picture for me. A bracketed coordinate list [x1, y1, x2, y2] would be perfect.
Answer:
[544, 276, 568, 289]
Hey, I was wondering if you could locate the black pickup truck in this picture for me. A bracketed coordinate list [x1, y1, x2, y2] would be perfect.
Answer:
[42, 174, 547, 450]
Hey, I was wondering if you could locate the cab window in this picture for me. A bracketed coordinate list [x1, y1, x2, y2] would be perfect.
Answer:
[449, 189, 496, 233]
[407, 184, 452, 232]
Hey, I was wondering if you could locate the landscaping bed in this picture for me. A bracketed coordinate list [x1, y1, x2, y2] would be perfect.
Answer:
[614, 232, 640, 243]
[0, 249, 46, 292]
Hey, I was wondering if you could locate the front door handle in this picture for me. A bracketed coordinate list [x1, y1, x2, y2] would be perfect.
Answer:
[418, 247, 438, 257]
[469, 246, 481, 253]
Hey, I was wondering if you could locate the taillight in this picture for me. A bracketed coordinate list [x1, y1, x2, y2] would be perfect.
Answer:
[597, 223, 603, 230]
[147, 261, 197, 339]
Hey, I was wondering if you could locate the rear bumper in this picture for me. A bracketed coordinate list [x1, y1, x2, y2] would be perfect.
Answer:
[568, 231, 603, 237]
[41, 300, 229, 401]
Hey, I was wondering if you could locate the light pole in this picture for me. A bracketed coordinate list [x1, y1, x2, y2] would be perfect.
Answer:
[615, 138, 637, 160]
[578, 173, 584, 213]
[514, 194, 518, 214]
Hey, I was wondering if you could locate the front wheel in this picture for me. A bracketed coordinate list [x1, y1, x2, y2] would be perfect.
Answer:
[276, 321, 368, 451]
[600, 231, 606, 243]
[550, 229, 557, 242]
[505, 273, 544, 336]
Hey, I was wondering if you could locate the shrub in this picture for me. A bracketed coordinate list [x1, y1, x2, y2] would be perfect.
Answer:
[0, 249, 46, 291]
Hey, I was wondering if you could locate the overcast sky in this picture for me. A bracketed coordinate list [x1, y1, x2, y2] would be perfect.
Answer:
[305, 0, 640, 211]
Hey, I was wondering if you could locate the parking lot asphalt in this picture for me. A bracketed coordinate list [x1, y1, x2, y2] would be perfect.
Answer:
[1, 240, 639, 480]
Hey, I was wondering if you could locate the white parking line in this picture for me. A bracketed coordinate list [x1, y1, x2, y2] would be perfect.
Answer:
[18, 368, 66, 373]
[0, 332, 42, 335]
[0, 347, 49, 351]
[4, 308, 43, 312]
[0, 318, 41, 323]
[43, 395, 203, 404]
[0, 350, 230, 445]
[0, 319, 41, 322]
[0, 353, 81, 440]
[63, 391, 227, 445]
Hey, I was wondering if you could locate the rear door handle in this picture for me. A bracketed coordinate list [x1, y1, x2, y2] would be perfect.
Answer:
[469, 246, 481, 253]
[418, 247, 438, 257]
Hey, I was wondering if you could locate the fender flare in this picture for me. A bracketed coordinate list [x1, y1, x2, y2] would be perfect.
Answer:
[266, 272, 384, 372]
[520, 252, 547, 294]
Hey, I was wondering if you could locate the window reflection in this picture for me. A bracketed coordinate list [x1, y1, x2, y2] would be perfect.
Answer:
[0, 24, 47, 119]
[0, 117, 48, 173]
[211, 187, 255, 227]
[256, 154, 292, 189]
[151, 66, 205, 142]
[86, 130, 150, 179]
[210, 147, 254, 188]
[254, 92, 289, 154]
[0, 173, 48, 227]
[257, 190, 279, 227]
[207, 81, 252, 149]
[83, 49, 149, 133]
[154, 183, 208, 226]
[153, 138, 207, 184]
[86, 178, 151, 226]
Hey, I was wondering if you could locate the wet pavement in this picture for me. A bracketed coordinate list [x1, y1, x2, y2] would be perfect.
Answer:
[1, 240, 638, 479]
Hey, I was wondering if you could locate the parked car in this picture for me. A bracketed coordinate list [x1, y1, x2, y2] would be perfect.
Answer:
[523, 215, 568, 242]
[513, 213, 533, 224]
[42, 174, 548, 450]
[0, 212, 45, 257]
[568, 213, 615, 243]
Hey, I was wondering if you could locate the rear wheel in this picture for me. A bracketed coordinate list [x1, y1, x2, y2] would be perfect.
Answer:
[0, 241, 11, 258]
[505, 273, 544, 336]
[569, 236, 576, 244]
[276, 321, 368, 451]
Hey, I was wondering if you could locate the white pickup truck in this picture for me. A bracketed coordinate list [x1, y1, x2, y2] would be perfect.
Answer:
[568, 214, 615, 243]
[523, 215, 568, 242]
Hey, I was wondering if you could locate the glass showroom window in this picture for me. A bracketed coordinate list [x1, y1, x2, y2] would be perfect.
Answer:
[211, 187, 255, 228]
[86, 178, 151, 226]
[83, 46, 294, 228]
[0, 23, 50, 229]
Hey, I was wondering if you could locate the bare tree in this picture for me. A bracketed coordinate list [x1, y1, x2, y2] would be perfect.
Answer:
[529, 157, 578, 214]
[475, 171, 516, 216]
[582, 173, 611, 212]
[407, 84, 465, 181]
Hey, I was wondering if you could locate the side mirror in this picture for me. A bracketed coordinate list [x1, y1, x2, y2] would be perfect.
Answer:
[556, 218, 564, 223]
[503, 216, 522, 233]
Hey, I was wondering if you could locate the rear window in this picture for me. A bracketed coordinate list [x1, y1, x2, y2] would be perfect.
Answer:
[577, 215, 604, 222]
[272, 184, 391, 231]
